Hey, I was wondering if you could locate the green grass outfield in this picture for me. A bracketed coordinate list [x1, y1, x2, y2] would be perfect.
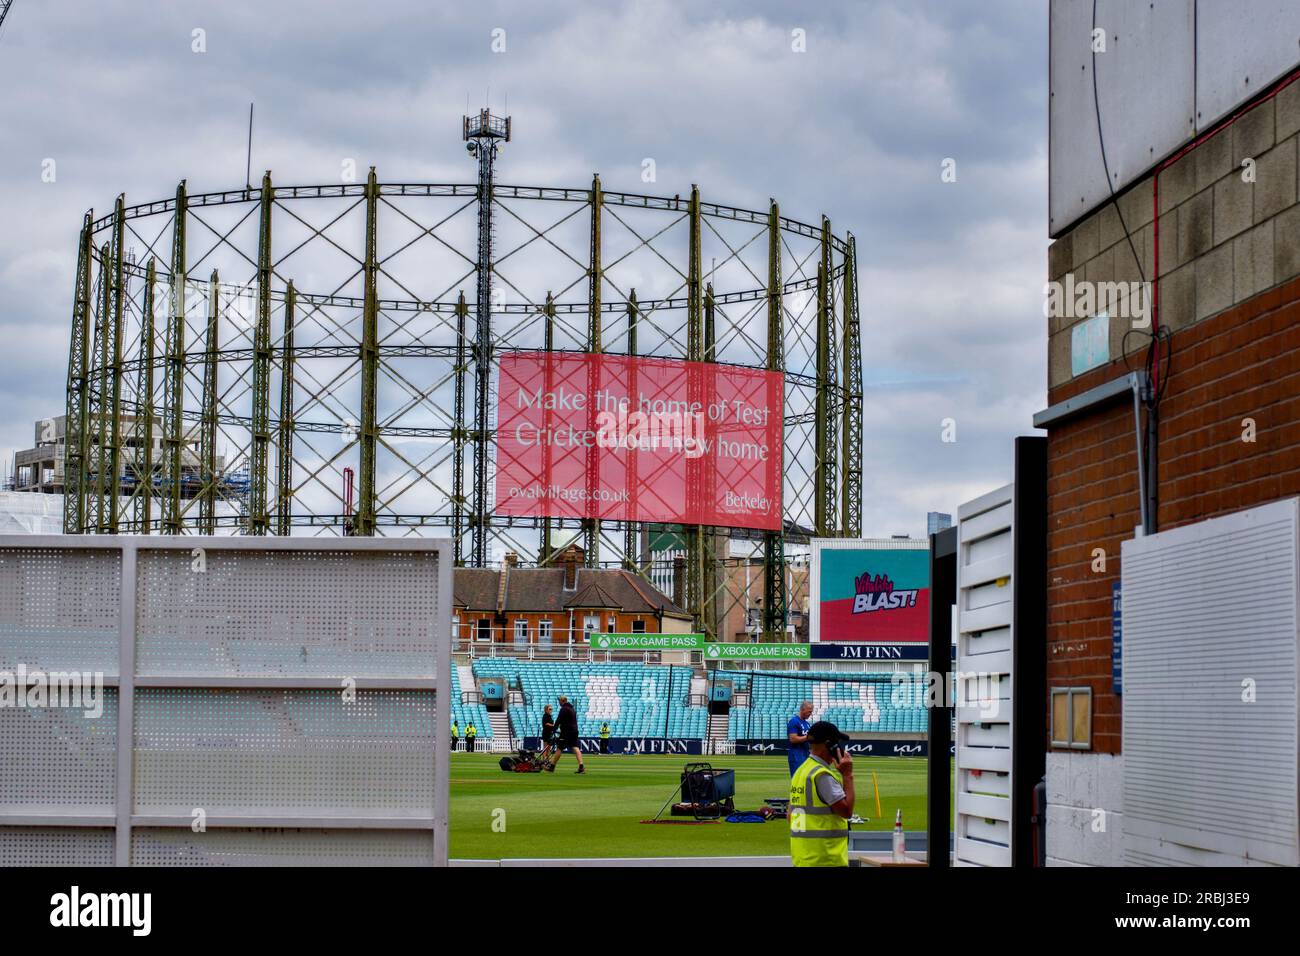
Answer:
[449, 752, 928, 860]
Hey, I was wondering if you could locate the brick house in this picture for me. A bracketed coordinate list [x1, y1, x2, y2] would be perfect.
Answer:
[452, 545, 694, 647]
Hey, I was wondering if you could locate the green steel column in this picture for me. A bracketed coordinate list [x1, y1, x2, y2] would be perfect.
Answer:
[588, 175, 603, 352]
[685, 185, 703, 629]
[822, 216, 839, 537]
[814, 217, 835, 538]
[841, 233, 863, 538]
[92, 243, 112, 533]
[582, 175, 602, 566]
[199, 270, 219, 535]
[700, 282, 719, 641]
[539, 291, 555, 566]
[623, 289, 638, 571]
[249, 171, 274, 534]
[63, 211, 93, 534]
[107, 196, 126, 533]
[453, 291, 468, 564]
[136, 258, 157, 533]
[763, 199, 787, 641]
[355, 166, 379, 536]
[686, 185, 703, 361]
[276, 281, 296, 536]
[162, 181, 188, 534]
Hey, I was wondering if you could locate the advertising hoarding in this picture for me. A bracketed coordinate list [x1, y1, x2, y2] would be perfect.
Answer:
[494, 351, 783, 531]
[809, 538, 930, 643]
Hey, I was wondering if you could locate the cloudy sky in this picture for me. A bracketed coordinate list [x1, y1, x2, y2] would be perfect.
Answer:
[0, 0, 1047, 538]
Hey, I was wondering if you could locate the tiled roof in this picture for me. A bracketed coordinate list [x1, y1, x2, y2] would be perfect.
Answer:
[452, 566, 690, 619]
[564, 580, 621, 610]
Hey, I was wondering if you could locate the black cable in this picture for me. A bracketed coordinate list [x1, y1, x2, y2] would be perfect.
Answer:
[1091, 0, 1147, 288]
[1093, 0, 1171, 412]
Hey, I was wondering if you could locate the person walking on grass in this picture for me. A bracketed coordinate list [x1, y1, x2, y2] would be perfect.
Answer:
[539, 704, 557, 761]
[552, 695, 586, 774]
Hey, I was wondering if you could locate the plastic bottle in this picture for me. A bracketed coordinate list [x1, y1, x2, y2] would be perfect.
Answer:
[892, 808, 905, 862]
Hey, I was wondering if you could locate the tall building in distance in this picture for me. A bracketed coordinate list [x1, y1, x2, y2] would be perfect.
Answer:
[927, 511, 953, 536]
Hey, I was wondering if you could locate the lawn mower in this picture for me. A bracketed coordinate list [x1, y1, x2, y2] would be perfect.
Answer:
[498, 745, 560, 773]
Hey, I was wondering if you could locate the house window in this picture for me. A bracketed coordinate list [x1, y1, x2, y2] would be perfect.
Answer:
[608, 616, 617, 634]
[538, 619, 553, 646]
[583, 614, 600, 636]
[513, 620, 528, 645]
[477, 619, 492, 642]
[631, 619, 646, 634]
[452, 615, 461, 643]
[1050, 687, 1092, 750]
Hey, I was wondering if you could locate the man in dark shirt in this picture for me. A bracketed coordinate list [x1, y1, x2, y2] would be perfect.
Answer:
[552, 695, 586, 775]
[539, 704, 557, 767]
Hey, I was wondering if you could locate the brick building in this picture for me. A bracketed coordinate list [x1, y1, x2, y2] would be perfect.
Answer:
[1039, 3, 1300, 865]
[452, 545, 694, 648]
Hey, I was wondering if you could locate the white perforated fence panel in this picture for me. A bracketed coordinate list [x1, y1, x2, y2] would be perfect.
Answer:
[0, 690, 117, 812]
[0, 547, 120, 675]
[1121, 499, 1300, 867]
[0, 535, 451, 867]
[0, 827, 115, 867]
[135, 548, 441, 678]
[130, 828, 437, 867]
[133, 688, 435, 817]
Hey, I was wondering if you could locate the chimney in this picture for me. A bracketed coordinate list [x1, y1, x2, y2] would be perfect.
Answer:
[563, 546, 583, 589]
[497, 552, 518, 618]
[673, 555, 685, 608]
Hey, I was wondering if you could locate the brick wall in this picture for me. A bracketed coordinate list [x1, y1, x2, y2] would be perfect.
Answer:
[1046, 273, 1300, 755]
[1045, 75, 1300, 757]
[453, 610, 660, 645]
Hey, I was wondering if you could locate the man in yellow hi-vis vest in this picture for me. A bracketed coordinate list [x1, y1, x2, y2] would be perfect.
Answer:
[789, 721, 855, 867]
[466, 722, 477, 753]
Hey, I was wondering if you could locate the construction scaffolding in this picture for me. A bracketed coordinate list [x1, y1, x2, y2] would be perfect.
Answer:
[63, 111, 863, 642]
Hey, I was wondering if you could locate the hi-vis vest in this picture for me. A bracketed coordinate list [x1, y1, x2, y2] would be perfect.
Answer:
[466, 725, 476, 737]
[789, 756, 849, 867]
[451, 724, 459, 739]
[600, 725, 610, 739]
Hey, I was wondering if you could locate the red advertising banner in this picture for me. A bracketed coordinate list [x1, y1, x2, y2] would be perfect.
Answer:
[495, 351, 783, 530]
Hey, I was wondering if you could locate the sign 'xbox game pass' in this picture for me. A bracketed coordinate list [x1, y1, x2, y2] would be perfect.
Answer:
[590, 633, 706, 650]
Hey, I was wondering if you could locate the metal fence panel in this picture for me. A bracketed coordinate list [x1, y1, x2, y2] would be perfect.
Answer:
[0, 535, 451, 866]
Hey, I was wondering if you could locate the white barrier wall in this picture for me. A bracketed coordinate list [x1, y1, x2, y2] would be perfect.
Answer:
[1121, 500, 1299, 866]
[0, 535, 451, 866]
[953, 484, 1015, 866]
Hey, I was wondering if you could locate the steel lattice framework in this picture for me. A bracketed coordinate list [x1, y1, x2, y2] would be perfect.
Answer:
[64, 115, 863, 640]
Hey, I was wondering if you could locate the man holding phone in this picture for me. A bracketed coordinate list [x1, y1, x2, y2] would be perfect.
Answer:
[788, 720, 855, 867]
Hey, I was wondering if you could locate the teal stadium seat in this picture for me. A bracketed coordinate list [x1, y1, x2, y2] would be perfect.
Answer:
[471, 658, 707, 739]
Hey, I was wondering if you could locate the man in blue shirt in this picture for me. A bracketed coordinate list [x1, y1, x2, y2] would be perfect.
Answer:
[786, 700, 814, 776]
